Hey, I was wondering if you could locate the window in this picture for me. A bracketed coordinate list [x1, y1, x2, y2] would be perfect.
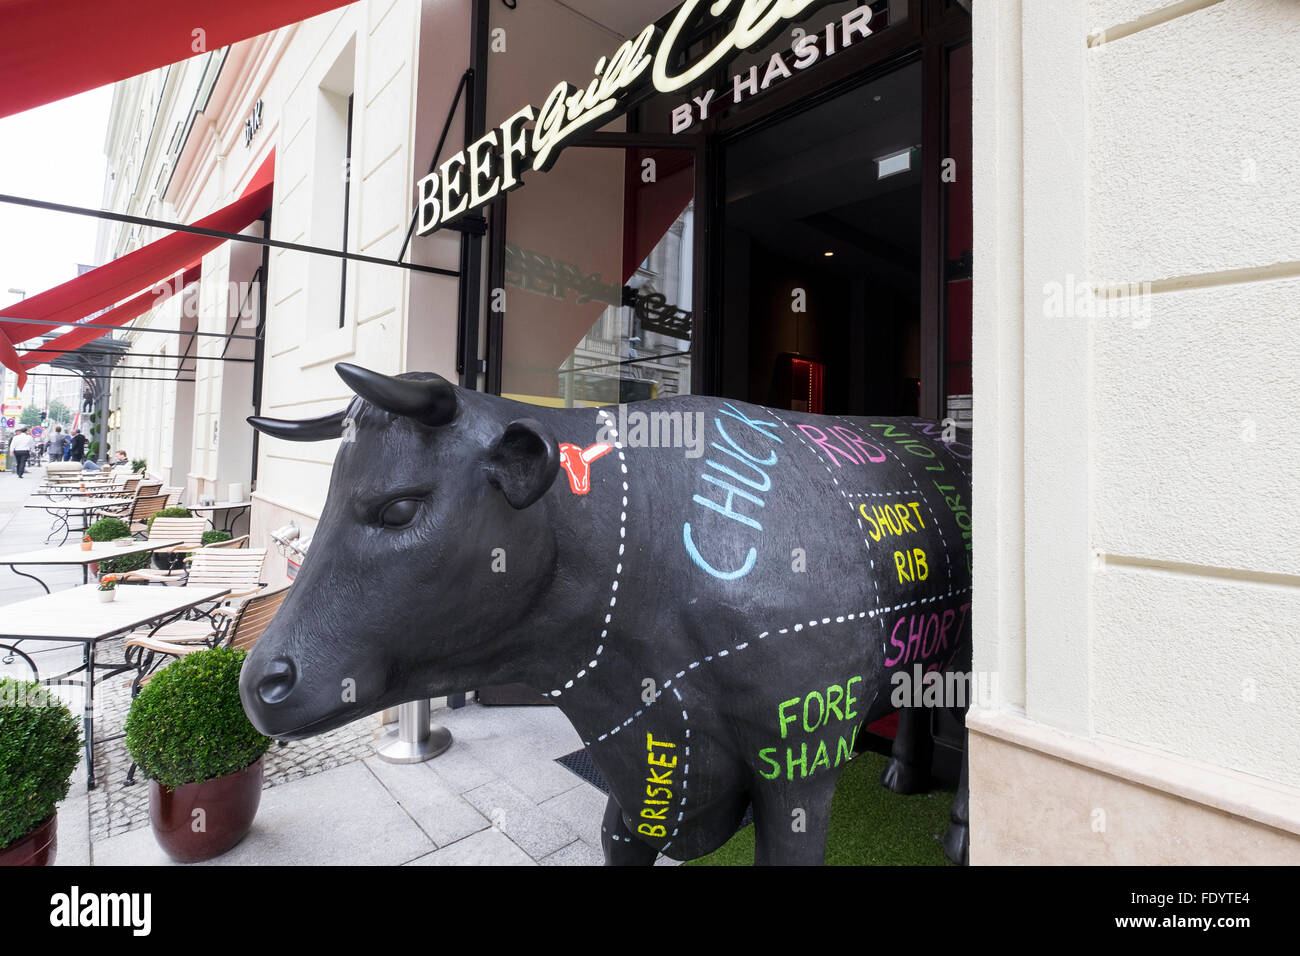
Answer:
[338, 93, 354, 329]
[498, 145, 696, 407]
[311, 38, 356, 334]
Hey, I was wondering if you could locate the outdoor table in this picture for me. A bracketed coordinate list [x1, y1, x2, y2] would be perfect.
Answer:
[24, 497, 136, 546]
[0, 539, 183, 593]
[33, 486, 127, 500]
[36, 481, 120, 495]
[188, 500, 252, 535]
[0, 582, 231, 789]
[42, 475, 117, 488]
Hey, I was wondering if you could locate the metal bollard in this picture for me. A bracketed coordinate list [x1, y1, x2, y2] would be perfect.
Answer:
[375, 699, 452, 764]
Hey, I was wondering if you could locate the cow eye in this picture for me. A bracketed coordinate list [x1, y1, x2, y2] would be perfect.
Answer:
[379, 498, 421, 529]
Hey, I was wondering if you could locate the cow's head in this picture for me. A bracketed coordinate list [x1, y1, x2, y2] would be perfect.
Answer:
[238, 363, 561, 739]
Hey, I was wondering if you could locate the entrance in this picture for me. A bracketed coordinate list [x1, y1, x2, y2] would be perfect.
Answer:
[718, 62, 922, 418]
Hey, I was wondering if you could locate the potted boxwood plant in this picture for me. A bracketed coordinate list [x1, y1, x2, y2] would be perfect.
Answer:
[85, 516, 151, 577]
[125, 647, 269, 862]
[0, 678, 81, 866]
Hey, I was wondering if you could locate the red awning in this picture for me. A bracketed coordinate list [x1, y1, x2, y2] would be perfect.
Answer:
[0, 152, 274, 387]
[23, 264, 203, 371]
[0, 0, 357, 120]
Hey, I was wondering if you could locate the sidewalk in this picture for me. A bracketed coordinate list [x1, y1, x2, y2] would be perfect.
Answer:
[1, 462, 658, 866]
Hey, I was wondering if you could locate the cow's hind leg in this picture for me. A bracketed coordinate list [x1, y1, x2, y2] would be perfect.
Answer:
[942, 731, 970, 865]
[880, 706, 934, 794]
[601, 794, 657, 866]
[751, 780, 836, 866]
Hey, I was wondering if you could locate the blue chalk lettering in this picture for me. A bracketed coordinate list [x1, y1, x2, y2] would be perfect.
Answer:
[718, 403, 784, 445]
[713, 420, 779, 467]
[683, 523, 757, 580]
[695, 475, 764, 531]
[705, 456, 771, 494]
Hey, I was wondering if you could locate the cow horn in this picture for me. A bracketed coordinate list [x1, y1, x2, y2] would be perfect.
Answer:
[247, 410, 348, 442]
[335, 363, 457, 427]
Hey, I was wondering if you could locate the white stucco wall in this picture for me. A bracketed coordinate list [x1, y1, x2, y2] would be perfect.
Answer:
[974, 0, 1300, 791]
[256, 0, 435, 526]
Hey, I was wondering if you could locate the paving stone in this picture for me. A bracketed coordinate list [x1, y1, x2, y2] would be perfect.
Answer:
[363, 756, 491, 848]
[462, 778, 582, 860]
[539, 839, 605, 867]
[539, 783, 609, 849]
[421, 738, 500, 794]
[405, 827, 536, 866]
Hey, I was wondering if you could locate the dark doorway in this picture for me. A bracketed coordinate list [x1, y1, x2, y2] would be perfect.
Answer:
[719, 61, 923, 418]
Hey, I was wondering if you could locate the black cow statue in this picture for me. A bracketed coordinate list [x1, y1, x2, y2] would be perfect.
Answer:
[241, 364, 974, 865]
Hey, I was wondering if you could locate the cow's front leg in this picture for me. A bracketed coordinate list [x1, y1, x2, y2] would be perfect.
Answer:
[601, 794, 657, 866]
[751, 780, 836, 866]
[880, 706, 934, 794]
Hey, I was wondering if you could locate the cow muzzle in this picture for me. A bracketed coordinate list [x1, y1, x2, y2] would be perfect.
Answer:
[238, 653, 317, 739]
[253, 656, 297, 705]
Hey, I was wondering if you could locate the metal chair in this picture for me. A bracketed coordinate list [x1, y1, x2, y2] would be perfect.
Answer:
[203, 534, 250, 549]
[135, 480, 163, 499]
[118, 517, 210, 584]
[122, 548, 269, 670]
[107, 493, 170, 536]
[90, 476, 145, 519]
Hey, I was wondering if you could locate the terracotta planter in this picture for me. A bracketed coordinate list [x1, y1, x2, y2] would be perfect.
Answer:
[148, 756, 263, 863]
[0, 812, 57, 866]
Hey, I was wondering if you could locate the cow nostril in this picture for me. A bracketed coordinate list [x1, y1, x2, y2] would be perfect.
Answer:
[257, 657, 297, 705]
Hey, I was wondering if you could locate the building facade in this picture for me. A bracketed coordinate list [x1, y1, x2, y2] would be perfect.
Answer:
[98, 0, 1298, 863]
[969, 0, 1299, 863]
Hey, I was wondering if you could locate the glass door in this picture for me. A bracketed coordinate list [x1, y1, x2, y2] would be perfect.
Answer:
[490, 141, 697, 409]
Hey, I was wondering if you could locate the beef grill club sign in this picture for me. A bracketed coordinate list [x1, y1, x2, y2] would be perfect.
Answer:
[415, 0, 874, 235]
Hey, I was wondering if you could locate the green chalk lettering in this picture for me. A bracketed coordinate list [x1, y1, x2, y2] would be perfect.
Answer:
[786, 742, 809, 781]
[844, 676, 862, 721]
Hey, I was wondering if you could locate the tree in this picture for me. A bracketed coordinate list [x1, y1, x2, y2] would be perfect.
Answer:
[19, 407, 41, 427]
[47, 400, 73, 426]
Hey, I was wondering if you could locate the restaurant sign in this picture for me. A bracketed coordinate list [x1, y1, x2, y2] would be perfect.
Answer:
[415, 0, 874, 235]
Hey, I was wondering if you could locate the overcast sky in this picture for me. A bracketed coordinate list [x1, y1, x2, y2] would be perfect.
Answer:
[0, 86, 113, 310]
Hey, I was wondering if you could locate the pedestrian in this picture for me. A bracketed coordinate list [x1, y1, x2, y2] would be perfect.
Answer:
[47, 425, 67, 463]
[69, 430, 88, 462]
[9, 427, 33, 478]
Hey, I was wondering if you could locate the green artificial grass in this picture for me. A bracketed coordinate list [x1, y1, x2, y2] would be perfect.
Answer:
[686, 750, 956, 866]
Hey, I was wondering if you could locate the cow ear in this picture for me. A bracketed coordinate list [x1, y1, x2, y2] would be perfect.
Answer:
[486, 418, 560, 509]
